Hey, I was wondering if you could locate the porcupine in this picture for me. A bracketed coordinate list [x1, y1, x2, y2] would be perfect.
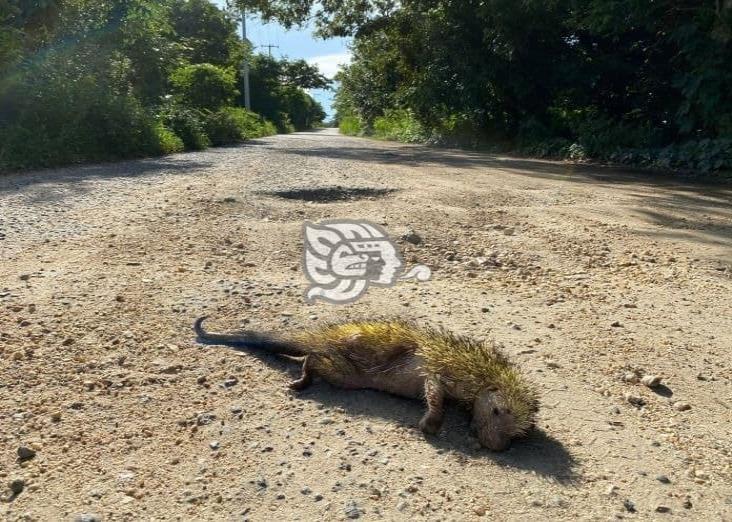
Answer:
[194, 317, 539, 450]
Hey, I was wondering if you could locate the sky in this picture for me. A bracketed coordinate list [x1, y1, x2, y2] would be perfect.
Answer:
[214, 1, 352, 117]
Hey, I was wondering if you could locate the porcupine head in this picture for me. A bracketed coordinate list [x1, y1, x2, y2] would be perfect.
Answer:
[419, 329, 539, 451]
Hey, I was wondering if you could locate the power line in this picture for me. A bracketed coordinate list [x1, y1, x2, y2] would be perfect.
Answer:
[260, 44, 279, 57]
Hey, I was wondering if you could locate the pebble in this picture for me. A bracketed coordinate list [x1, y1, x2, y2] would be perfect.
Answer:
[10, 478, 25, 495]
[623, 499, 636, 513]
[503, 227, 515, 236]
[319, 417, 335, 425]
[301, 486, 311, 495]
[606, 484, 618, 496]
[17, 446, 36, 461]
[624, 393, 645, 407]
[641, 375, 662, 388]
[396, 500, 409, 511]
[622, 372, 639, 384]
[75, 515, 102, 522]
[209, 441, 220, 450]
[655, 505, 671, 513]
[345, 500, 363, 519]
[401, 229, 422, 245]
[196, 412, 216, 425]
[656, 474, 671, 484]
[673, 401, 691, 411]
[314, 494, 324, 501]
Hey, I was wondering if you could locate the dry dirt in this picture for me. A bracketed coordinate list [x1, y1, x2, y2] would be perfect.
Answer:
[1, 128, 731, 521]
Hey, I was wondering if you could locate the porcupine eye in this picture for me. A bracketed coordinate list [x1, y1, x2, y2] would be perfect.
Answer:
[492, 407, 500, 416]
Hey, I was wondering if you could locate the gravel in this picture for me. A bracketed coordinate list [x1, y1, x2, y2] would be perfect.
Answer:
[1, 129, 730, 520]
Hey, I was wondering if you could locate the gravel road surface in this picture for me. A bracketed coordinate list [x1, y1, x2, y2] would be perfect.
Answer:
[1, 128, 731, 520]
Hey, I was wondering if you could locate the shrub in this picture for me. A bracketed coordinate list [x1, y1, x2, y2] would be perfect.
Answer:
[339, 116, 362, 136]
[204, 107, 276, 146]
[575, 114, 662, 160]
[373, 110, 427, 143]
[0, 68, 170, 170]
[612, 139, 732, 173]
[161, 106, 211, 150]
[169, 63, 239, 110]
[154, 124, 185, 154]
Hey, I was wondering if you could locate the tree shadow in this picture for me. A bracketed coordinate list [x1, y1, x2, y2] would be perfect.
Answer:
[0, 140, 268, 201]
[198, 336, 579, 484]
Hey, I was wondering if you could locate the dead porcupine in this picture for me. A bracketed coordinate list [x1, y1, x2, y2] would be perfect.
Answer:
[194, 317, 539, 450]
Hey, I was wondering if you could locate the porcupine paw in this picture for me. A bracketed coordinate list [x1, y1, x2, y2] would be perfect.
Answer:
[288, 378, 310, 391]
[419, 415, 442, 435]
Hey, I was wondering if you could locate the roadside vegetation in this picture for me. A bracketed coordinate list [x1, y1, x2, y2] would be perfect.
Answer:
[0, 0, 327, 171]
[237, 0, 732, 175]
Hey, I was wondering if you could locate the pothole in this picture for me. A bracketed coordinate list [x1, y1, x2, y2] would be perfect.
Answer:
[264, 186, 395, 203]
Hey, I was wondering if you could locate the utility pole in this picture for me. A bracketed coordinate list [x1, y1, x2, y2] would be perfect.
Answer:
[261, 44, 279, 57]
[240, 8, 251, 110]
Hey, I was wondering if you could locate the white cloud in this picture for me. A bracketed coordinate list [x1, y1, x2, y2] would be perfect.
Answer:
[306, 52, 352, 79]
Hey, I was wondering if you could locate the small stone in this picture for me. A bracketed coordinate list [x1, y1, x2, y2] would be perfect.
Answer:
[693, 470, 709, 480]
[682, 497, 692, 509]
[473, 505, 487, 516]
[673, 401, 691, 411]
[528, 498, 543, 507]
[223, 377, 238, 387]
[609, 406, 621, 414]
[623, 499, 636, 513]
[622, 372, 639, 383]
[641, 375, 662, 388]
[656, 474, 671, 484]
[401, 229, 422, 245]
[345, 500, 363, 519]
[75, 515, 102, 522]
[301, 486, 311, 495]
[625, 393, 645, 407]
[503, 227, 515, 236]
[549, 495, 567, 508]
[655, 505, 671, 513]
[319, 417, 335, 425]
[17, 446, 36, 461]
[611, 321, 622, 327]
[10, 478, 25, 495]
[314, 494, 324, 501]
[196, 412, 216, 425]
[606, 484, 619, 496]
[396, 500, 409, 511]
[50, 412, 62, 422]
[19, 274, 30, 281]
[62, 337, 75, 346]
[209, 441, 220, 450]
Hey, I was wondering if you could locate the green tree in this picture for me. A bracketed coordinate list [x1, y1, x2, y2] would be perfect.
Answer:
[170, 63, 239, 110]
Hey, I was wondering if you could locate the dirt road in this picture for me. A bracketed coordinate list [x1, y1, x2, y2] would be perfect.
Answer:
[1, 128, 731, 520]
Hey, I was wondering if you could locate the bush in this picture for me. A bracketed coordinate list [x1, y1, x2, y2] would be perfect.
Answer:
[0, 68, 172, 170]
[169, 63, 239, 110]
[339, 116, 363, 136]
[161, 106, 211, 150]
[373, 110, 427, 143]
[154, 124, 185, 154]
[612, 139, 732, 173]
[204, 107, 276, 146]
[575, 114, 662, 160]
